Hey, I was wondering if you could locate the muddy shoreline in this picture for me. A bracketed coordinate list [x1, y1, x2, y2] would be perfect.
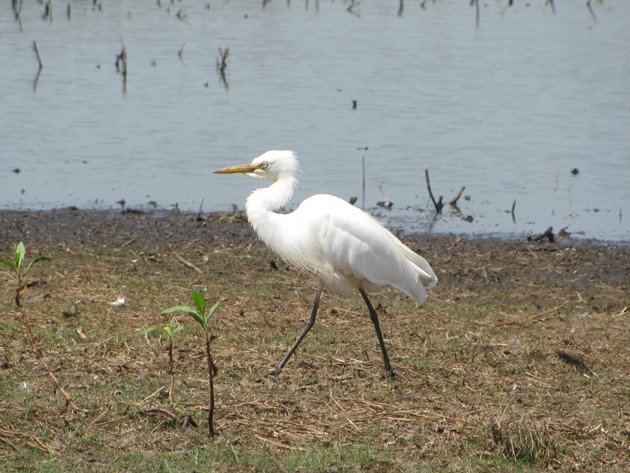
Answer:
[2, 207, 628, 289]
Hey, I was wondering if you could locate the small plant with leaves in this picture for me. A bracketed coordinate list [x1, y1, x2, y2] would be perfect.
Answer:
[162, 291, 224, 437]
[0, 241, 78, 411]
[0, 241, 50, 307]
[140, 319, 184, 401]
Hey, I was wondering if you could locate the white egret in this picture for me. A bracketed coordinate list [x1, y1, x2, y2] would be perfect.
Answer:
[214, 150, 437, 378]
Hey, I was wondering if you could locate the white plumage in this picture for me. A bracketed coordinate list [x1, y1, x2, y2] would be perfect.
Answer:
[214, 150, 437, 378]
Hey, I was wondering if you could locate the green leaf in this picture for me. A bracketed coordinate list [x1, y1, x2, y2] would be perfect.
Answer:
[206, 298, 226, 320]
[139, 325, 164, 337]
[161, 305, 197, 316]
[191, 290, 206, 315]
[24, 255, 51, 275]
[162, 305, 204, 327]
[14, 241, 26, 271]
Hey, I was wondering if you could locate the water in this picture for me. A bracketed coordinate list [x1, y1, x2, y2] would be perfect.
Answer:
[1, 1, 629, 241]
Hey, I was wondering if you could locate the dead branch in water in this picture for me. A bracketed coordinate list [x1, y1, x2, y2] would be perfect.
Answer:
[216, 48, 230, 89]
[216, 47, 230, 74]
[32, 41, 43, 69]
[12, 0, 23, 31]
[424, 166, 443, 214]
[32, 41, 44, 92]
[470, 0, 480, 27]
[115, 44, 128, 94]
[449, 186, 465, 208]
[42, 0, 53, 22]
[115, 46, 128, 76]
[586, 0, 597, 23]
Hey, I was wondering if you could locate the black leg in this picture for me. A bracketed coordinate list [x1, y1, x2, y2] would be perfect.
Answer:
[359, 288, 395, 378]
[269, 288, 323, 377]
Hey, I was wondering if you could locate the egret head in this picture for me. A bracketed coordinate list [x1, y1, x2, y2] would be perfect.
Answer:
[214, 150, 300, 181]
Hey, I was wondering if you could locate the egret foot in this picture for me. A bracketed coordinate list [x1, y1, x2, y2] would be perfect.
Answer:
[382, 369, 396, 380]
[265, 367, 282, 378]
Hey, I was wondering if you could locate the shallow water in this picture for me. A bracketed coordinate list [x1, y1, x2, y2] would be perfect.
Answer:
[1, 1, 628, 240]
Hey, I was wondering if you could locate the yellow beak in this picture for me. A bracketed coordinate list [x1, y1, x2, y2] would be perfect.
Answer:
[213, 163, 259, 174]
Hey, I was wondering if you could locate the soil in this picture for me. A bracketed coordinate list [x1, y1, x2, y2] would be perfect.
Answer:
[1, 207, 628, 288]
[0, 209, 628, 471]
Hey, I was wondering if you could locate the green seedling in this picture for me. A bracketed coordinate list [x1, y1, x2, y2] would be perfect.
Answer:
[0, 241, 78, 411]
[140, 319, 184, 401]
[162, 291, 224, 437]
[0, 241, 50, 307]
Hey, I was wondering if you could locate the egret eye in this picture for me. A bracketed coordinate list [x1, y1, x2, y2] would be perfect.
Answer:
[259, 162, 269, 170]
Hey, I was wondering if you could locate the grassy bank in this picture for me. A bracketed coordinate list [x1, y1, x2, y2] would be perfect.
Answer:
[0, 211, 628, 471]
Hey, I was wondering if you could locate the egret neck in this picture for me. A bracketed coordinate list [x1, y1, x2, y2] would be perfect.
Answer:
[245, 173, 299, 251]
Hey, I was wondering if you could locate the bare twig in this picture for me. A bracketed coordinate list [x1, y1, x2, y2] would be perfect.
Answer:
[216, 48, 230, 90]
[173, 253, 202, 274]
[449, 186, 465, 207]
[216, 47, 230, 73]
[12, 0, 23, 31]
[42, 0, 53, 22]
[115, 46, 127, 76]
[470, 0, 480, 27]
[33, 41, 44, 69]
[206, 336, 215, 437]
[196, 198, 205, 222]
[17, 308, 79, 412]
[115, 45, 128, 94]
[586, 0, 597, 23]
[424, 166, 443, 214]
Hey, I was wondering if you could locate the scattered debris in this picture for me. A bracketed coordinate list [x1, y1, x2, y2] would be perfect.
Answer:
[109, 296, 127, 307]
[528, 226, 555, 243]
[174, 253, 203, 274]
[555, 349, 593, 375]
[376, 182, 393, 209]
[137, 407, 197, 428]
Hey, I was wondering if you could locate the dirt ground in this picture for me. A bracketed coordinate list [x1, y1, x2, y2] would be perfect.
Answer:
[0, 209, 628, 472]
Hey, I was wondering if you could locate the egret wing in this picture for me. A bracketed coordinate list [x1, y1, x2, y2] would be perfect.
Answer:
[321, 205, 430, 302]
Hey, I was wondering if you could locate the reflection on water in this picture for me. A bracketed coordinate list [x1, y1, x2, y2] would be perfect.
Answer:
[0, 1, 628, 241]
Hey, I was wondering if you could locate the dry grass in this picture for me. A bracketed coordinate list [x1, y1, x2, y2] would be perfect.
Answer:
[0, 213, 628, 471]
